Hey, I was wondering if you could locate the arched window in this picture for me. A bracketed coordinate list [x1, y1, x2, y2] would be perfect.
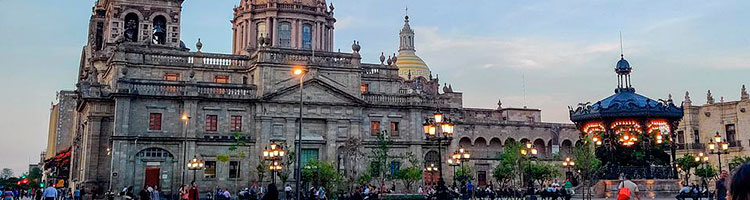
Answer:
[137, 148, 173, 158]
[278, 22, 291, 47]
[302, 24, 312, 49]
[256, 22, 266, 46]
[152, 15, 167, 44]
[124, 13, 140, 42]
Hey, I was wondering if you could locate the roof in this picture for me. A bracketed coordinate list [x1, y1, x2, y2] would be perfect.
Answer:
[569, 90, 683, 122]
[396, 51, 430, 80]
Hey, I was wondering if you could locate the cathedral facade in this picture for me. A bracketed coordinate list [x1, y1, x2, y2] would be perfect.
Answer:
[62, 0, 580, 197]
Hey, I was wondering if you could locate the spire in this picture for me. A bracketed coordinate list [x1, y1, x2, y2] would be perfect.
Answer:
[614, 32, 633, 93]
[707, 90, 715, 104]
[399, 7, 415, 52]
[742, 85, 749, 100]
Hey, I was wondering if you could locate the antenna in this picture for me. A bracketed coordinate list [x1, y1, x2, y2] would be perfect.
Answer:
[522, 72, 527, 108]
[405, 5, 408, 16]
[619, 31, 624, 57]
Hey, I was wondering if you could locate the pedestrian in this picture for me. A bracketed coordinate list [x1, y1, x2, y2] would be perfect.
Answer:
[716, 170, 728, 200]
[617, 175, 640, 200]
[728, 163, 750, 200]
[150, 186, 160, 200]
[315, 187, 326, 200]
[4, 188, 14, 200]
[284, 184, 292, 200]
[138, 186, 150, 200]
[261, 184, 278, 200]
[188, 182, 197, 200]
[179, 185, 189, 200]
[74, 188, 81, 200]
[122, 187, 134, 200]
[35, 187, 43, 200]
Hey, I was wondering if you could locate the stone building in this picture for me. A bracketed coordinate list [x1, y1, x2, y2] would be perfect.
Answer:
[43, 90, 77, 185]
[62, 0, 579, 197]
[676, 87, 750, 171]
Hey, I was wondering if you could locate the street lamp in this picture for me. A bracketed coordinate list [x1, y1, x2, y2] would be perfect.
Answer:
[263, 141, 286, 185]
[451, 147, 470, 186]
[187, 155, 205, 183]
[708, 131, 729, 172]
[423, 111, 455, 196]
[447, 158, 460, 188]
[694, 152, 709, 189]
[521, 142, 538, 196]
[562, 157, 575, 182]
[181, 113, 191, 185]
[292, 66, 306, 200]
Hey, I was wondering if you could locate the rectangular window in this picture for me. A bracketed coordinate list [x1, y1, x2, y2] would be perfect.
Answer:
[478, 171, 487, 186]
[214, 76, 229, 83]
[302, 25, 312, 49]
[390, 122, 400, 137]
[389, 161, 401, 176]
[693, 130, 700, 144]
[677, 131, 685, 144]
[300, 149, 319, 168]
[229, 161, 240, 178]
[148, 113, 162, 131]
[206, 115, 218, 132]
[204, 161, 216, 178]
[164, 73, 180, 81]
[279, 22, 291, 47]
[370, 121, 381, 136]
[726, 124, 736, 144]
[230, 115, 242, 132]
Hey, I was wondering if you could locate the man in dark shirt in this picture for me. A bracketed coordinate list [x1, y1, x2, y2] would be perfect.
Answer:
[716, 170, 728, 200]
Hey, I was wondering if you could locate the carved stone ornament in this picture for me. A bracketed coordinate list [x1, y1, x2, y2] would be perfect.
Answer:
[121, 67, 128, 75]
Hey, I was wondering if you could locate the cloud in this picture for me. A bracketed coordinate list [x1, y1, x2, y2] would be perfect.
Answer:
[413, 27, 621, 71]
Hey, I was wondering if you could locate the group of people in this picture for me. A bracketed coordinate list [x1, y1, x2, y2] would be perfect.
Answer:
[616, 163, 750, 200]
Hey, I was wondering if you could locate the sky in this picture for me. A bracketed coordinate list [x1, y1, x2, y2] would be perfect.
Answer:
[1, 0, 749, 174]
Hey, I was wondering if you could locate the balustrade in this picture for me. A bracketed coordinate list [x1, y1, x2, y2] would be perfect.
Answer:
[121, 80, 255, 99]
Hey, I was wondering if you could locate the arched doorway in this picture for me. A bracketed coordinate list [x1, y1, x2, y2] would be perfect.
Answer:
[533, 139, 546, 157]
[134, 147, 175, 195]
[561, 139, 573, 156]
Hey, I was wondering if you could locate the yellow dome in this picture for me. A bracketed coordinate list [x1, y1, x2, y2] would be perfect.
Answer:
[396, 51, 430, 80]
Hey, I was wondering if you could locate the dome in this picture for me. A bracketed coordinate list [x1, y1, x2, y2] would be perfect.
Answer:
[396, 51, 430, 80]
[251, 0, 324, 7]
[615, 55, 631, 74]
[569, 90, 683, 122]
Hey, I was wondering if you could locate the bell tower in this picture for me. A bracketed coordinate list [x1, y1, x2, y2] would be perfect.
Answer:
[88, 0, 185, 50]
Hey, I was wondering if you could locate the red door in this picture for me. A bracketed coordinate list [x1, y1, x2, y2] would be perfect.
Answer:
[145, 167, 161, 188]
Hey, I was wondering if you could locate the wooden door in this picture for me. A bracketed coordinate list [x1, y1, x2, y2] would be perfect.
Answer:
[145, 167, 161, 188]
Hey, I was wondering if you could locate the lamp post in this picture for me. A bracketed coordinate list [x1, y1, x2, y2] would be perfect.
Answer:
[187, 155, 205, 183]
[423, 111, 455, 198]
[708, 131, 730, 172]
[561, 157, 575, 182]
[451, 147, 470, 186]
[292, 66, 306, 200]
[447, 158, 460, 189]
[520, 142, 538, 196]
[181, 113, 191, 185]
[263, 141, 286, 185]
[694, 152, 709, 190]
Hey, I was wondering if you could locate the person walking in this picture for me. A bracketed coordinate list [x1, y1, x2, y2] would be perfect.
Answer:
[716, 170, 728, 200]
[178, 185, 189, 200]
[187, 182, 197, 200]
[138, 186, 150, 200]
[42, 186, 57, 200]
[617, 175, 640, 200]
[4, 188, 14, 200]
[74, 188, 81, 200]
[261, 184, 278, 200]
[150, 186, 160, 200]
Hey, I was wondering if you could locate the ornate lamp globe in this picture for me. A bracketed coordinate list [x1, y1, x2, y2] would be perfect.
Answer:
[569, 54, 683, 180]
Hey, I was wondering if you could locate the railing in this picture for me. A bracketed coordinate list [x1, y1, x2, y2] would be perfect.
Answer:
[728, 140, 743, 148]
[253, 48, 355, 67]
[362, 93, 439, 106]
[676, 143, 705, 150]
[119, 45, 250, 69]
[120, 80, 256, 99]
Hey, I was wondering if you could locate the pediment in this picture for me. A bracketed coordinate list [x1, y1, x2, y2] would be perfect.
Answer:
[263, 78, 365, 105]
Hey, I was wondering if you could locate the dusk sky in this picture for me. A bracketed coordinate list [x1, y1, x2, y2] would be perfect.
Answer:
[1, 0, 748, 174]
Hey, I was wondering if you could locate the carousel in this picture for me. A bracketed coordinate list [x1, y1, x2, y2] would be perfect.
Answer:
[569, 54, 683, 179]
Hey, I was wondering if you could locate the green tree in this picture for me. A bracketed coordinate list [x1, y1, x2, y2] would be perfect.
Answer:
[573, 136, 602, 200]
[493, 142, 522, 188]
[371, 130, 394, 186]
[728, 155, 750, 171]
[279, 147, 296, 188]
[695, 164, 717, 187]
[455, 165, 474, 183]
[394, 153, 423, 192]
[256, 156, 268, 183]
[675, 155, 700, 185]
[302, 160, 343, 197]
[526, 162, 561, 187]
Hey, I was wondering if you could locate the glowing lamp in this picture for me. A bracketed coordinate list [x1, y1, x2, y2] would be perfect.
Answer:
[292, 67, 305, 75]
[520, 149, 528, 155]
[713, 132, 722, 143]
[721, 142, 729, 150]
[434, 112, 444, 123]
[181, 114, 189, 121]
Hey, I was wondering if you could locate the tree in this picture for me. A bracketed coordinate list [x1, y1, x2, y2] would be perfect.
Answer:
[279, 147, 296, 188]
[370, 130, 394, 186]
[256, 156, 268, 183]
[455, 165, 474, 183]
[394, 153, 423, 192]
[728, 155, 750, 171]
[341, 138, 366, 192]
[675, 155, 700, 185]
[526, 162, 561, 187]
[1, 168, 13, 179]
[573, 136, 602, 200]
[302, 160, 343, 197]
[493, 142, 522, 188]
[694, 164, 717, 188]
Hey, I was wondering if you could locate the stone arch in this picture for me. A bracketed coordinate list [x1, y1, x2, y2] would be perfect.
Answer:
[575, 140, 584, 147]
[520, 138, 530, 145]
[424, 150, 440, 186]
[459, 137, 472, 148]
[489, 138, 503, 150]
[561, 139, 573, 156]
[534, 138, 546, 157]
[133, 147, 176, 192]
[124, 13, 140, 42]
[503, 138, 516, 152]
[474, 137, 488, 147]
[152, 15, 168, 44]
[135, 147, 174, 158]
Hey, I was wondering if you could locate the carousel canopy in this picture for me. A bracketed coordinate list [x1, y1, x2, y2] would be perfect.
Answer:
[569, 55, 683, 122]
